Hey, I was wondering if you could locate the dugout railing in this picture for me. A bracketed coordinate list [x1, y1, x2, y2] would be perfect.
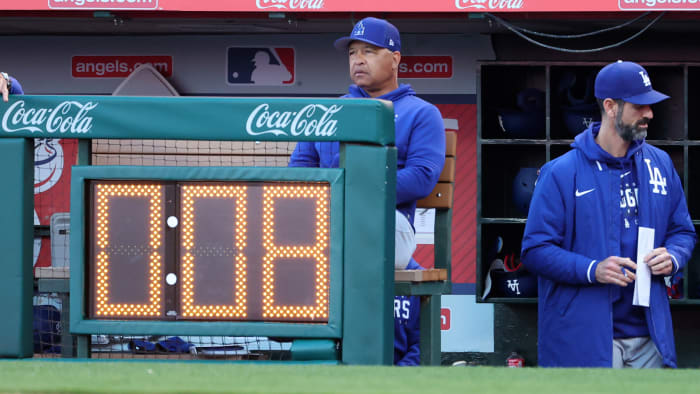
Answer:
[0, 95, 402, 365]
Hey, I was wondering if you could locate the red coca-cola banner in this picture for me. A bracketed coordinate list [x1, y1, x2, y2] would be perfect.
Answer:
[1, 0, 698, 12]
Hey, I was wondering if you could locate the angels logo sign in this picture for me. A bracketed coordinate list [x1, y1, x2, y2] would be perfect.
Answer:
[34, 139, 64, 194]
[227, 47, 295, 86]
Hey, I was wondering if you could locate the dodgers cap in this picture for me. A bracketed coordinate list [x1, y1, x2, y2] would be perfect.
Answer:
[594, 60, 669, 105]
[333, 17, 401, 52]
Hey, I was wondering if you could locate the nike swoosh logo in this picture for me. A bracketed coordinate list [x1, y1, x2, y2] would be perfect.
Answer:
[575, 188, 595, 197]
[621, 171, 631, 178]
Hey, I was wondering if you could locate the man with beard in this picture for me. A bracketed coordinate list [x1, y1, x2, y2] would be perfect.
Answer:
[521, 61, 696, 368]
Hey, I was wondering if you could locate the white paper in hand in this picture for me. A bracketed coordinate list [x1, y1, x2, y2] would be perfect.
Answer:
[633, 227, 654, 307]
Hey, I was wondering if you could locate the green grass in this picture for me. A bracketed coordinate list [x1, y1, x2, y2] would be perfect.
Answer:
[1, 360, 700, 393]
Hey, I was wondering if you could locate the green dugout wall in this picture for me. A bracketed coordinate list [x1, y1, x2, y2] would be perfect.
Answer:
[0, 138, 33, 357]
[0, 96, 396, 365]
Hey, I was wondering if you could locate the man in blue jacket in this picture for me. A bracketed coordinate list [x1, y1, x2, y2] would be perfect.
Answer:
[289, 17, 445, 270]
[521, 61, 696, 368]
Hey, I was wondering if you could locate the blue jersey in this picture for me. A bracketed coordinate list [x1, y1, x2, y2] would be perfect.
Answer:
[394, 258, 421, 366]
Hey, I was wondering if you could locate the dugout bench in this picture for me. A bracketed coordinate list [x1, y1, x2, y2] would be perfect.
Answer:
[394, 130, 456, 366]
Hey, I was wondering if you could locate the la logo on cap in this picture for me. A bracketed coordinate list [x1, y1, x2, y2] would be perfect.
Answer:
[353, 21, 365, 36]
[639, 71, 651, 87]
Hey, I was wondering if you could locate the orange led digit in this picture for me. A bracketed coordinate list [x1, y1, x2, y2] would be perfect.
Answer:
[93, 183, 164, 317]
[261, 184, 330, 320]
[180, 185, 248, 318]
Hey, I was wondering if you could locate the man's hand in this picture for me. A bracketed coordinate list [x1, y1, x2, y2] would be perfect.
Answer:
[645, 247, 674, 276]
[0, 73, 9, 102]
[595, 256, 637, 286]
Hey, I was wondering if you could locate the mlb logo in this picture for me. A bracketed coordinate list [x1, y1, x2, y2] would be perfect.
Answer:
[227, 47, 295, 86]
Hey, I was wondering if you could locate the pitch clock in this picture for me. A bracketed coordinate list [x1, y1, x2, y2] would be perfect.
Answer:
[89, 179, 332, 323]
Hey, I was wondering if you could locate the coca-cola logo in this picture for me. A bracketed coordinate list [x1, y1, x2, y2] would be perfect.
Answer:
[1, 100, 98, 135]
[255, 0, 324, 10]
[455, 0, 523, 9]
[246, 103, 342, 137]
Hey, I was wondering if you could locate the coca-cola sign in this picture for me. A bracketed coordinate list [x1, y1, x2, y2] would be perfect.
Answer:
[246, 103, 342, 137]
[455, 0, 523, 9]
[1, 100, 98, 134]
[255, 0, 324, 10]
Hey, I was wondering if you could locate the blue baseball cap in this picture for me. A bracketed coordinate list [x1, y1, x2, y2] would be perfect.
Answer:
[594, 60, 669, 105]
[333, 17, 401, 52]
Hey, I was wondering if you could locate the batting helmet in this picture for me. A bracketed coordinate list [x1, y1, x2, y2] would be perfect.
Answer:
[512, 167, 539, 216]
[482, 253, 537, 299]
[497, 88, 546, 139]
[558, 70, 601, 136]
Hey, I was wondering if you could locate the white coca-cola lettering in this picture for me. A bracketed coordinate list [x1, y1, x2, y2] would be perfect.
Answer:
[489, 0, 523, 8]
[455, 0, 523, 9]
[289, 0, 324, 8]
[255, 0, 323, 10]
[2, 100, 98, 134]
[246, 103, 342, 137]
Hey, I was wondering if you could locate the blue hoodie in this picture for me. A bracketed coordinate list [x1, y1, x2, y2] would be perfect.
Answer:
[521, 122, 696, 367]
[394, 258, 421, 366]
[289, 84, 445, 226]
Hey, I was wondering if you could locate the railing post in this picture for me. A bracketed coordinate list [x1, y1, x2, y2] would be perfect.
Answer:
[340, 143, 396, 365]
[0, 138, 33, 357]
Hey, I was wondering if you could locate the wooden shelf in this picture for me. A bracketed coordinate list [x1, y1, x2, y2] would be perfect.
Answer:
[480, 218, 527, 224]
